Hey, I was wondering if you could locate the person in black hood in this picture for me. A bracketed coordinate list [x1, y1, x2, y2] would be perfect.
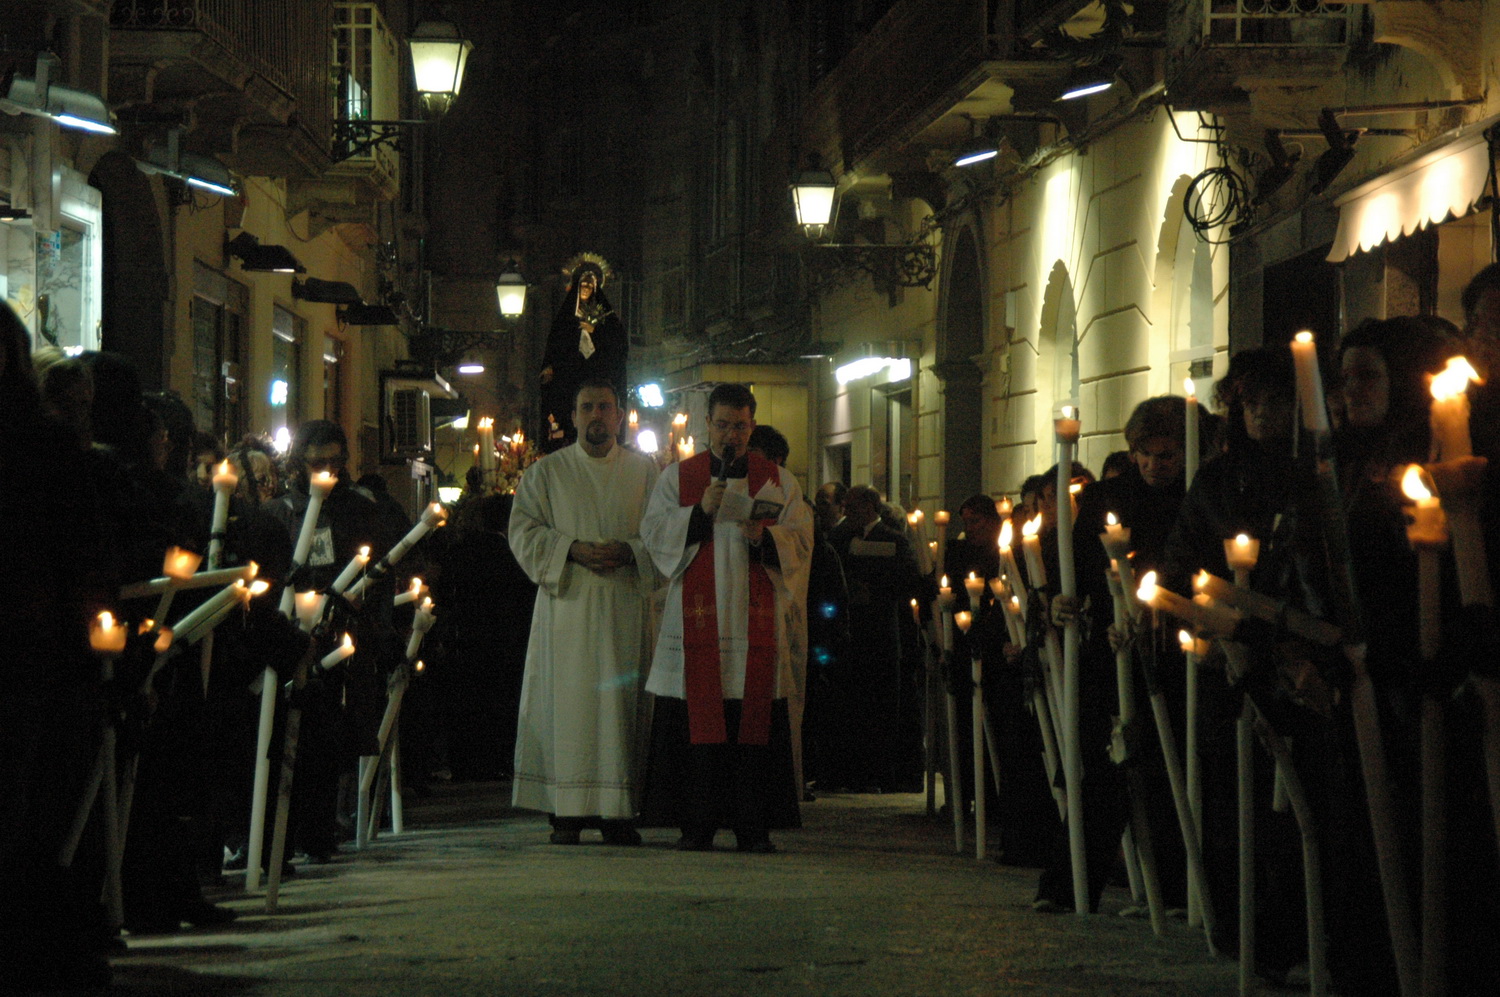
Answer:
[539, 255, 628, 451]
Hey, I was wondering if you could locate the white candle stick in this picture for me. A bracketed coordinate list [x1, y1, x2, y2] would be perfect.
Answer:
[1290, 331, 1330, 433]
[937, 577, 955, 653]
[89, 611, 127, 655]
[1402, 466, 1448, 661]
[1224, 533, 1260, 580]
[393, 577, 428, 607]
[1020, 515, 1047, 590]
[964, 572, 985, 610]
[1428, 356, 1480, 461]
[330, 545, 371, 595]
[120, 561, 257, 600]
[320, 632, 356, 670]
[1055, 405, 1087, 917]
[209, 460, 238, 569]
[173, 580, 267, 647]
[170, 580, 253, 645]
[294, 590, 325, 633]
[405, 597, 436, 661]
[278, 471, 336, 618]
[346, 504, 447, 605]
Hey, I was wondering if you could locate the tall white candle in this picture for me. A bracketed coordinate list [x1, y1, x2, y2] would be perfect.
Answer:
[321, 632, 355, 670]
[1290, 331, 1330, 433]
[294, 590, 325, 633]
[346, 504, 447, 604]
[331, 545, 371, 595]
[405, 597, 437, 661]
[278, 471, 336, 617]
[1429, 356, 1480, 460]
[209, 460, 238, 569]
[1401, 466, 1447, 660]
[1020, 515, 1047, 590]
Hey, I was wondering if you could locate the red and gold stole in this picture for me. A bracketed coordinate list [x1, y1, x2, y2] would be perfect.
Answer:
[676, 451, 780, 745]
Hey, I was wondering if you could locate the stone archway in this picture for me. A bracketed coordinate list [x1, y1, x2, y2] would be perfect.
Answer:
[934, 223, 985, 509]
[89, 151, 170, 389]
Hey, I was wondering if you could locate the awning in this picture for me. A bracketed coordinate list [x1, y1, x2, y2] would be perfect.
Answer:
[1327, 122, 1496, 263]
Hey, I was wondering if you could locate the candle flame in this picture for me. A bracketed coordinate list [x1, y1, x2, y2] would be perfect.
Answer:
[628, 409, 639, 424]
[420, 596, 434, 613]
[906, 511, 919, 526]
[968, 571, 978, 581]
[248, 580, 270, 596]
[910, 508, 924, 523]
[928, 540, 936, 551]
[1069, 482, 1082, 495]
[997, 497, 1013, 515]
[163, 546, 202, 579]
[1401, 464, 1434, 502]
[409, 577, 423, 593]
[1431, 356, 1482, 401]
[1184, 376, 1196, 397]
[910, 598, 917, 608]
[358, 545, 371, 558]
[1136, 570, 1159, 603]
[1106, 512, 1118, 527]
[1178, 629, 1194, 651]
[1194, 569, 1210, 590]
[954, 610, 972, 633]
[515, 430, 525, 444]
[97, 611, 116, 629]
[1021, 515, 1042, 538]
[998, 518, 1014, 548]
[940, 575, 950, 589]
[341, 633, 353, 649]
[153, 628, 173, 653]
[415, 660, 425, 673]
[138, 619, 154, 634]
[246, 561, 259, 578]
[478, 417, 493, 429]
[1295, 330, 1314, 345]
[1235, 533, 1251, 548]
[313, 471, 333, 483]
[1010, 596, 1020, 610]
[1060, 405, 1075, 419]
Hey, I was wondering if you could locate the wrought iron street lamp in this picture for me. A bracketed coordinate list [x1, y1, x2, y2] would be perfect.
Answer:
[408, 20, 472, 119]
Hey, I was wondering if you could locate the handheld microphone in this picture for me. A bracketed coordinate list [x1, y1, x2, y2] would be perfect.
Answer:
[718, 444, 735, 483]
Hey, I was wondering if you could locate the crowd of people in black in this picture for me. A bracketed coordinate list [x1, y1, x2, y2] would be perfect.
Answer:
[3, 255, 1499, 992]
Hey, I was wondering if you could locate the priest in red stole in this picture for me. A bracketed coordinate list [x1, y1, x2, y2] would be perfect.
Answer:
[640, 383, 813, 852]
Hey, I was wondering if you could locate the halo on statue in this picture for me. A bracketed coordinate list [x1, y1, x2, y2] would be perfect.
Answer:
[562, 251, 612, 290]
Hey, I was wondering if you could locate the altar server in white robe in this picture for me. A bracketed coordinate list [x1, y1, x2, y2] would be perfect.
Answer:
[509, 378, 660, 845]
[639, 383, 813, 853]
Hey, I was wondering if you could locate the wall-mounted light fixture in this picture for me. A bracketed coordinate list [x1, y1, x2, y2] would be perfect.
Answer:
[332, 18, 471, 162]
[225, 232, 305, 273]
[138, 129, 236, 198]
[1058, 57, 1120, 102]
[0, 53, 115, 134]
[835, 356, 912, 385]
[293, 277, 364, 305]
[789, 161, 938, 288]
[1252, 129, 1301, 206]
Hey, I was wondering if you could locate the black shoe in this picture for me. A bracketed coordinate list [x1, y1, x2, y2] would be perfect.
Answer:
[600, 821, 642, 846]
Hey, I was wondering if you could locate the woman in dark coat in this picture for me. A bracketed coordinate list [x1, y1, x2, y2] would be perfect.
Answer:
[539, 255, 628, 451]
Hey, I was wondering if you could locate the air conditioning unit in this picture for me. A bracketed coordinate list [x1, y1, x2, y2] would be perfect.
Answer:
[380, 368, 455, 464]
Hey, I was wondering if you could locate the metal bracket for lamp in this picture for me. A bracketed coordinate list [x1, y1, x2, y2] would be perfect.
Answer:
[331, 119, 430, 163]
[808, 240, 939, 289]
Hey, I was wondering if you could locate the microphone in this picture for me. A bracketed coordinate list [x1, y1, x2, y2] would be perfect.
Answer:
[717, 444, 735, 483]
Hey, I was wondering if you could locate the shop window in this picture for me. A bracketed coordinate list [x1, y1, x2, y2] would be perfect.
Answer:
[5, 167, 101, 353]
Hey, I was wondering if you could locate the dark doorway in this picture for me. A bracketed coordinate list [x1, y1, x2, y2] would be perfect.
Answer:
[1263, 246, 1339, 343]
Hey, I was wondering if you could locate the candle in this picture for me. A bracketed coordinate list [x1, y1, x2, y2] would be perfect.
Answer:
[964, 572, 985, 609]
[998, 519, 1026, 592]
[1135, 570, 1200, 624]
[1429, 356, 1481, 460]
[477, 417, 496, 474]
[394, 577, 427, 607]
[934, 510, 950, 527]
[120, 562, 257, 599]
[347, 504, 448, 604]
[152, 627, 173, 654]
[278, 472, 334, 617]
[628, 410, 639, 430]
[989, 576, 1007, 601]
[1224, 533, 1260, 574]
[1054, 405, 1081, 444]
[1423, 457, 1492, 608]
[294, 590, 325, 633]
[172, 580, 253, 645]
[996, 496, 1013, 518]
[90, 611, 127, 654]
[1193, 570, 1341, 646]
[309, 470, 336, 498]
[321, 632, 355, 670]
[1184, 378, 1200, 487]
[211, 459, 238, 492]
[331, 545, 372, 595]
[1020, 515, 1047, 589]
[677, 435, 695, 463]
[910, 597, 920, 626]
[1290, 331, 1330, 433]
[954, 610, 973, 634]
[414, 660, 426, 674]
[937, 575, 954, 608]
[1401, 465, 1448, 660]
[1178, 629, 1211, 658]
[406, 597, 437, 661]
[162, 546, 203, 581]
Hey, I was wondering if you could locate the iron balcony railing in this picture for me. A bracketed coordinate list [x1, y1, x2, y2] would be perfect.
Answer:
[1204, 0, 1352, 46]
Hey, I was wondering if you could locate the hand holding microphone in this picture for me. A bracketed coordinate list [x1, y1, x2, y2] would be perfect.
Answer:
[701, 443, 733, 516]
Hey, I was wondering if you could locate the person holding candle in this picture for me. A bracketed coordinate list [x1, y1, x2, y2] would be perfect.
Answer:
[640, 382, 813, 853]
[263, 420, 406, 865]
[1036, 399, 1190, 914]
[509, 379, 660, 845]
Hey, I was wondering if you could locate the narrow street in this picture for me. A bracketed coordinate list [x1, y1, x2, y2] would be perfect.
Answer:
[113, 784, 1245, 996]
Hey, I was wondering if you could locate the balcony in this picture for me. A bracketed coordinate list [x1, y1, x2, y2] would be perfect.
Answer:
[1165, 0, 1355, 112]
[108, 0, 334, 179]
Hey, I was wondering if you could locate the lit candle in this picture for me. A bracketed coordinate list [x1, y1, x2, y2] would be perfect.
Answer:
[1224, 533, 1261, 585]
[330, 544, 371, 595]
[347, 504, 448, 605]
[910, 597, 920, 626]
[393, 576, 427, 607]
[279, 472, 335, 617]
[477, 417, 496, 475]
[964, 571, 985, 609]
[173, 580, 261, 645]
[209, 459, 238, 572]
[954, 610, 973, 634]
[1054, 404, 1081, 444]
[1401, 465, 1447, 660]
[90, 611, 127, 655]
[406, 597, 437, 661]
[998, 519, 1025, 592]
[120, 561, 256, 600]
[1429, 356, 1481, 460]
[628, 409, 639, 430]
[1178, 629, 1211, 658]
[677, 435, 695, 463]
[1135, 570, 1199, 625]
[1020, 515, 1047, 589]
[996, 496, 1013, 518]
[934, 510, 950, 527]
[162, 546, 203, 581]
[294, 590, 325, 633]
[1290, 331, 1330, 433]
[1193, 570, 1340, 646]
[211, 459, 238, 492]
[321, 632, 356, 670]
[1100, 512, 1129, 560]
[989, 576, 1007, 601]
[937, 575, 954, 608]
[1184, 378, 1200, 487]
[1424, 457, 1492, 608]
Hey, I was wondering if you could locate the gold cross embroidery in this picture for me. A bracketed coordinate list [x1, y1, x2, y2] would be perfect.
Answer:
[687, 594, 714, 629]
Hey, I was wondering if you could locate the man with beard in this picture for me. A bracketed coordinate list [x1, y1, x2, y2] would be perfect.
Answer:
[509, 378, 660, 844]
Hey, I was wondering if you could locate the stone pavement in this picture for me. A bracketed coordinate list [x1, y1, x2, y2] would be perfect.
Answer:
[112, 783, 1251, 996]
